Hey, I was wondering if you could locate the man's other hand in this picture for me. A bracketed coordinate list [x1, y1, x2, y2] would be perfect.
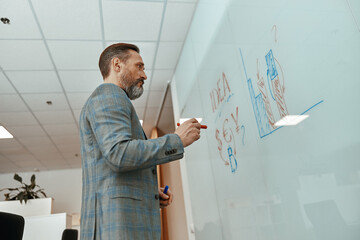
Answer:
[175, 118, 201, 147]
[159, 187, 173, 208]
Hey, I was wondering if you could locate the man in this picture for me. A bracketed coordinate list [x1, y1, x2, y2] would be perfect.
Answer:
[79, 43, 201, 239]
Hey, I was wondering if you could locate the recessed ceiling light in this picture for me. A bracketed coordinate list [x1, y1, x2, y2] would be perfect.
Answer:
[274, 115, 309, 126]
[179, 118, 203, 124]
[0, 126, 14, 139]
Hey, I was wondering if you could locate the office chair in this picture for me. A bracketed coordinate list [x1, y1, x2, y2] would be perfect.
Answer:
[62, 229, 78, 240]
[0, 211, 25, 240]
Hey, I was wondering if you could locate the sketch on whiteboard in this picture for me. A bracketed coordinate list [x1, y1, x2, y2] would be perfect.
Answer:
[239, 29, 323, 138]
[227, 146, 237, 173]
[210, 72, 244, 173]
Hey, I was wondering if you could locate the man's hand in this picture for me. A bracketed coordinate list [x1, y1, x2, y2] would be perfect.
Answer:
[174, 118, 201, 147]
[159, 187, 173, 208]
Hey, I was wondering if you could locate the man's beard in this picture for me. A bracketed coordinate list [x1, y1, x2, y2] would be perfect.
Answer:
[121, 70, 144, 100]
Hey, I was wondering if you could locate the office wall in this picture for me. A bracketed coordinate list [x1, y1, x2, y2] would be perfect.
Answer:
[0, 168, 82, 215]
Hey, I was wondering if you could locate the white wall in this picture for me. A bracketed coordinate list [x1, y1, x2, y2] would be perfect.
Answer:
[0, 168, 82, 215]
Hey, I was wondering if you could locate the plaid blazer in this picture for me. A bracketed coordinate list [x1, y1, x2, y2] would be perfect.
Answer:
[79, 83, 184, 240]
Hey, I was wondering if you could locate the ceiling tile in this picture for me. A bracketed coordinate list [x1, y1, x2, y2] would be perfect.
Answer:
[21, 165, 48, 172]
[18, 136, 54, 148]
[160, 2, 196, 41]
[6, 125, 47, 137]
[0, 111, 38, 127]
[22, 93, 70, 111]
[143, 69, 152, 92]
[143, 106, 159, 135]
[45, 164, 70, 170]
[144, 106, 160, 122]
[59, 70, 102, 92]
[134, 107, 145, 120]
[0, 0, 41, 39]
[7, 153, 37, 163]
[0, 40, 53, 70]
[57, 144, 81, 160]
[67, 93, 91, 109]
[155, 42, 183, 69]
[47, 41, 103, 70]
[0, 138, 22, 149]
[106, 42, 157, 71]
[73, 109, 82, 123]
[16, 160, 44, 168]
[28, 145, 59, 156]
[33, 151, 65, 162]
[69, 161, 82, 168]
[31, 0, 102, 40]
[150, 69, 173, 91]
[0, 161, 19, 173]
[103, 1, 164, 41]
[148, 91, 164, 107]
[43, 160, 69, 168]
[33, 110, 75, 125]
[50, 135, 80, 146]
[0, 146, 28, 156]
[0, 72, 16, 94]
[7, 71, 63, 93]
[131, 91, 149, 108]
[43, 123, 78, 136]
[0, 94, 28, 112]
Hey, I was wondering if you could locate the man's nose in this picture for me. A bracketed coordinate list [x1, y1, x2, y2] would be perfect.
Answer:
[142, 71, 147, 80]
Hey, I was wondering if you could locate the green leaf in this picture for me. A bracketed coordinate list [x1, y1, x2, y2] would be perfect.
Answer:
[40, 191, 47, 198]
[17, 192, 25, 204]
[14, 173, 22, 183]
[30, 174, 36, 189]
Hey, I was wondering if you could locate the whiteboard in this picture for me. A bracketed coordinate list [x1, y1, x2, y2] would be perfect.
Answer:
[173, 0, 360, 239]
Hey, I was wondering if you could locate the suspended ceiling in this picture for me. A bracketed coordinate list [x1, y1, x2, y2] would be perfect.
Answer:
[0, 0, 197, 173]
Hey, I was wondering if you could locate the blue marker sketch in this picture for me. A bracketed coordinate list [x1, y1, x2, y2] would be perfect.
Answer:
[266, 49, 278, 80]
[266, 49, 277, 100]
[239, 48, 324, 139]
[241, 125, 246, 145]
[227, 146, 237, 173]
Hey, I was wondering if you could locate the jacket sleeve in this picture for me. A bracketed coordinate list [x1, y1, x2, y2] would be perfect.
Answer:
[86, 86, 184, 173]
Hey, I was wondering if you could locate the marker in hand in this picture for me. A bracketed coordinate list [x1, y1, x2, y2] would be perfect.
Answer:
[177, 123, 208, 129]
[160, 185, 169, 201]
[163, 185, 169, 195]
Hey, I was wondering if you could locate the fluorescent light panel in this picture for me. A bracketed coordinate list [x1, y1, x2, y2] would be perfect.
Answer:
[179, 118, 202, 124]
[274, 115, 309, 126]
[0, 126, 14, 139]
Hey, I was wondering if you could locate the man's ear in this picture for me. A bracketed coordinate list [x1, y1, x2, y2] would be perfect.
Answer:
[112, 58, 123, 73]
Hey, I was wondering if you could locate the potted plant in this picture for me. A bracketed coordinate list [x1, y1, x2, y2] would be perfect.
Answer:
[0, 173, 47, 203]
[0, 173, 52, 217]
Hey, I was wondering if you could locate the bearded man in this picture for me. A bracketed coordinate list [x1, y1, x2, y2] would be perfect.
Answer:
[79, 43, 201, 240]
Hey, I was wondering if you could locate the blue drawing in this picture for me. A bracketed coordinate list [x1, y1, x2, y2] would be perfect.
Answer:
[265, 49, 278, 80]
[247, 79, 273, 137]
[241, 125, 246, 145]
[266, 49, 277, 101]
[239, 48, 324, 139]
[227, 146, 237, 173]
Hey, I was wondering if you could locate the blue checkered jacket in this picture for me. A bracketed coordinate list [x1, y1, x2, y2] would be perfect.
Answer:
[79, 83, 184, 239]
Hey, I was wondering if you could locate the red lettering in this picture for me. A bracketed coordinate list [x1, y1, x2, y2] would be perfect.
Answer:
[230, 106, 240, 133]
